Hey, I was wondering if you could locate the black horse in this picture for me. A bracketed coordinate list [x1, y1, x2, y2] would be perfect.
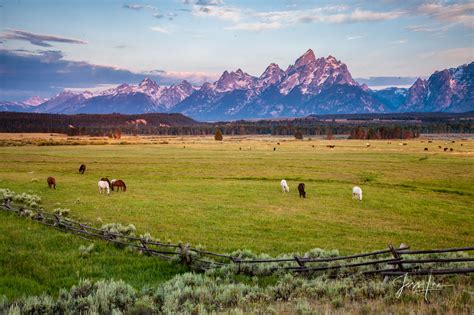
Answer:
[79, 164, 86, 174]
[298, 183, 306, 198]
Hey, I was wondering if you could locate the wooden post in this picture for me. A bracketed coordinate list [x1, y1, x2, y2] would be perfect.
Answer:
[294, 256, 305, 268]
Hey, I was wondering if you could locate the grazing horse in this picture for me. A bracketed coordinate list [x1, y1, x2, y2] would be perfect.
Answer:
[352, 186, 362, 201]
[47, 177, 56, 189]
[280, 179, 289, 193]
[98, 178, 111, 195]
[79, 164, 86, 174]
[298, 183, 306, 198]
[111, 179, 127, 192]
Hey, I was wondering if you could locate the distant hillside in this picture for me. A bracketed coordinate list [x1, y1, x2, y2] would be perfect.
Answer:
[0, 112, 200, 134]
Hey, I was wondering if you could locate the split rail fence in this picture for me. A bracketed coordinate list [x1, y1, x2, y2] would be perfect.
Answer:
[2, 199, 473, 278]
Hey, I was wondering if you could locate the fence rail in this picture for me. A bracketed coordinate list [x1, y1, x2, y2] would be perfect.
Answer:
[2, 200, 473, 278]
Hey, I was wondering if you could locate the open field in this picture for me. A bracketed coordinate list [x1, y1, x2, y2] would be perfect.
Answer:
[0, 135, 472, 255]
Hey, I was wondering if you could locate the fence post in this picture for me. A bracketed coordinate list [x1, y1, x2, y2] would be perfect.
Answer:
[294, 256, 305, 268]
[179, 243, 192, 265]
[383, 244, 405, 283]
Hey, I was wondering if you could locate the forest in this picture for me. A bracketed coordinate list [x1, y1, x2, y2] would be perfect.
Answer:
[0, 111, 472, 139]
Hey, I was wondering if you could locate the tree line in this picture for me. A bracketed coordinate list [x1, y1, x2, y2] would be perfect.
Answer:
[0, 111, 472, 139]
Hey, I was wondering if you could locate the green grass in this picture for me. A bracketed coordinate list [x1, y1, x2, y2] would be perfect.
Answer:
[0, 137, 473, 298]
[0, 137, 473, 254]
[0, 212, 188, 299]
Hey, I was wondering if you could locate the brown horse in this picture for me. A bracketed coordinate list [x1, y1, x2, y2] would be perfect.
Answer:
[79, 164, 86, 174]
[111, 179, 127, 192]
[47, 177, 56, 189]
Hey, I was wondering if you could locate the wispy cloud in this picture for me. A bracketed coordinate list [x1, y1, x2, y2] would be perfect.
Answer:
[192, 4, 242, 21]
[406, 24, 449, 33]
[225, 21, 282, 32]
[390, 39, 407, 45]
[0, 28, 87, 47]
[150, 26, 170, 34]
[346, 35, 365, 40]
[218, 6, 404, 32]
[195, 0, 223, 6]
[0, 49, 176, 101]
[417, 2, 474, 28]
[123, 4, 158, 11]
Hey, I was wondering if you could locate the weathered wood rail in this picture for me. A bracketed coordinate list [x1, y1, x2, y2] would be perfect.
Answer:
[2, 199, 473, 277]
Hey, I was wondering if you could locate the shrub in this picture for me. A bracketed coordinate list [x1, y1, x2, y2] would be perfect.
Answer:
[79, 244, 95, 258]
[53, 208, 71, 217]
[294, 130, 304, 140]
[214, 128, 223, 141]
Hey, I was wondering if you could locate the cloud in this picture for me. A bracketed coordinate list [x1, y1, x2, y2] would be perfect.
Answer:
[0, 49, 174, 101]
[223, 6, 403, 32]
[196, 0, 223, 5]
[123, 4, 158, 11]
[417, 2, 474, 28]
[406, 24, 449, 33]
[389, 39, 407, 44]
[192, 4, 241, 21]
[346, 35, 365, 40]
[0, 28, 87, 47]
[150, 26, 170, 34]
[153, 13, 164, 19]
[225, 21, 282, 32]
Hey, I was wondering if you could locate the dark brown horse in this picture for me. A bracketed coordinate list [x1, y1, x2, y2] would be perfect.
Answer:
[47, 177, 56, 189]
[111, 179, 127, 192]
[298, 183, 306, 198]
[79, 164, 86, 174]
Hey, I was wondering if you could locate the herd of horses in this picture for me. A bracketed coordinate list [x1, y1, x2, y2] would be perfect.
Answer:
[46, 164, 126, 195]
[280, 179, 363, 201]
[47, 165, 362, 201]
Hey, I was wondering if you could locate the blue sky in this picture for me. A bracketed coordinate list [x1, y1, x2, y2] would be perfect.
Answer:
[0, 0, 473, 101]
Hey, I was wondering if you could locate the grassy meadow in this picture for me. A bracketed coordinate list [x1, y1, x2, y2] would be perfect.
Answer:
[0, 134, 473, 301]
[1, 135, 472, 253]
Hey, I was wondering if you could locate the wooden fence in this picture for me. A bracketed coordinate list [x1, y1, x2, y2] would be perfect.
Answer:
[2, 199, 473, 278]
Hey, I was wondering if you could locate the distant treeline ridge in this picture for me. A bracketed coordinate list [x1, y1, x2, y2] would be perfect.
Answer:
[0, 111, 472, 139]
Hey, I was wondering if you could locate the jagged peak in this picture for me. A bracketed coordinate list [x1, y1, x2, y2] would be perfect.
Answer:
[139, 77, 159, 87]
[413, 77, 427, 86]
[294, 49, 316, 68]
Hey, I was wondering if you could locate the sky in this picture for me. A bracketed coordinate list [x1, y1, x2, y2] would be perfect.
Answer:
[0, 0, 473, 101]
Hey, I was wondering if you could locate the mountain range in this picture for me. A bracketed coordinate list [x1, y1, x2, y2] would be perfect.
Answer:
[1, 49, 472, 121]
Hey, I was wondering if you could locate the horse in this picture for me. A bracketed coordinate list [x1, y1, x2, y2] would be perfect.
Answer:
[280, 179, 289, 193]
[79, 164, 86, 174]
[298, 183, 306, 198]
[98, 178, 111, 195]
[47, 177, 56, 189]
[111, 179, 127, 192]
[352, 186, 362, 201]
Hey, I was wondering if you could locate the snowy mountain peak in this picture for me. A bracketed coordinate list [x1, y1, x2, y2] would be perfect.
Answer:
[294, 49, 316, 68]
[23, 96, 48, 106]
[81, 91, 94, 99]
[139, 77, 159, 88]
[215, 68, 256, 93]
[258, 62, 285, 88]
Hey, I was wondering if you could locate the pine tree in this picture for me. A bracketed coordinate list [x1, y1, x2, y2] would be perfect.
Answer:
[214, 128, 223, 141]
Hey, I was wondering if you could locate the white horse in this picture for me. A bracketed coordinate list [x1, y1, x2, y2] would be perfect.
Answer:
[98, 178, 110, 195]
[352, 186, 362, 201]
[280, 179, 289, 193]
